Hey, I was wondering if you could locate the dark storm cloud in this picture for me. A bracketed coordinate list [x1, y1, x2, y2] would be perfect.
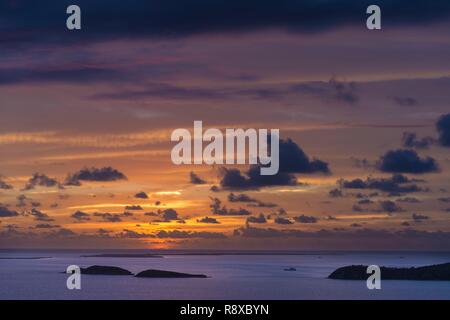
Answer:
[219, 138, 328, 190]
[71, 211, 91, 221]
[377, 149, 439, 174]
[402, 132, 435, 149]
[134, 192, 149, 199]
[3, 0, 449, 47]
[0, 206, 19, 217]
[190, 172, 207, 185]
[65, 167, 127, 185]
[23, 173, 61, 191]
[436, 114, 450, 147]
[197, 216, 220, 224]
[293, 215, 318, 223]
[338, 174, 424, 194]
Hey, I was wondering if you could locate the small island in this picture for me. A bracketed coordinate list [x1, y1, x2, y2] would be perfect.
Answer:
[328, 262, 450, 281]
[284, 267, 297, 271]
[78, 265, 133, 275]
[135, 269, 207, 278]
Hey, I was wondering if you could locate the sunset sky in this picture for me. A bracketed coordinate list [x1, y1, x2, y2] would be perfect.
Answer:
[1, 0, 450, 250]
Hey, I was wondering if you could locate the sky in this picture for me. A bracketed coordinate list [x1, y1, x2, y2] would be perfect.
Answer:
[1, 0, 450, 250]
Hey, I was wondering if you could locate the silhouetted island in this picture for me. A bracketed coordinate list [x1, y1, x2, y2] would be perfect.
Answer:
[79, 265, 133, 275]
[81, 253, 163, 258]
[284, 267, 297, 271]
[135, 269, 207, 278]
[328, 262, 450, 280]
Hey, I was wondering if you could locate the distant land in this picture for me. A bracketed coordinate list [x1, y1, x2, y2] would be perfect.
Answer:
[71, 265, 208, 278]
[329, 262, 450, 280]
[81, 253, 163, 258]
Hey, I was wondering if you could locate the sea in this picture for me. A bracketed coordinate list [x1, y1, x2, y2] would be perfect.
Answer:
[0, 250, 449, 300]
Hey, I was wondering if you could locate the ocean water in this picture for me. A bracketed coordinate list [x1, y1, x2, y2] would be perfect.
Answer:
[0, 250, 449, 300]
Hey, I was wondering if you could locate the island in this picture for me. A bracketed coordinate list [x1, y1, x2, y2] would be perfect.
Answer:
[78, 265, 133, 275]
[135, 269, 207, 278]
[328, 262, 450, 280]
[284, 267, 297, 271]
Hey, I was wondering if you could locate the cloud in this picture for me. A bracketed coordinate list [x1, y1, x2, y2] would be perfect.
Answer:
[23, 173, 61, 190]
[412, 213, 430, 222]
[71, 211, 91, 221]
[134, 192, 148, 199]
[233, 226, 450, 243]
[209, 197, 252, 216]
[44, 228, 77, 238]
[29, 209, 54, 222]
[93, 212, 125, 223]
[338, 174, 424, 194]
[119, 229, 153, 239]
[155, 230, 227, 239]
[0, 176, 13, 190]
[0, 67, 122, 86]
[293, 215, 318, 223]
[160, 208, 179, 221]
[377, 149, 439, 174]
[379, 200, 404, 213]
[329, 188, 343, 198]
[5, 1, 449, 49]
[392, 96, 418, 107]
[65, 167, 127, 185]
[246, 213, 267, 224]
[34, 224, 60, 229]
[124, 205, 143, 210]
[189, 171, 207, 184]
[0, 206, 19, 217]
[228, 193, 277, 208]
[274, 217, 293, 225]
[396, 197, 421, 203]
[219, 138, 328, 190]
[197, 216, 220, 224]
[436, 113, 450, 147]
[276, 138, 330, 174]
[328, 77, 358, 104]
[402, 132, 434, 149]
